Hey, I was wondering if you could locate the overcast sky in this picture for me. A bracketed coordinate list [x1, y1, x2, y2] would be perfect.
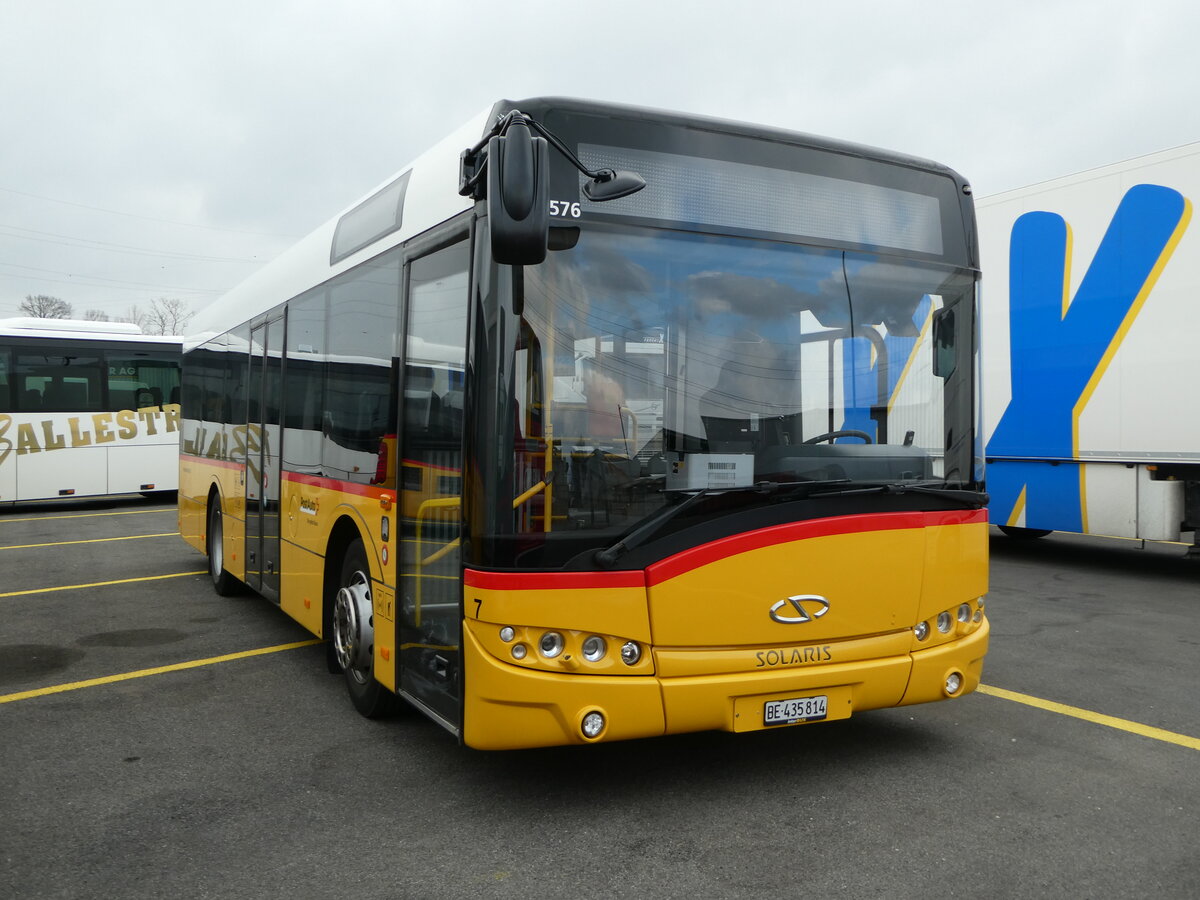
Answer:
[2, 0, 1197, 323]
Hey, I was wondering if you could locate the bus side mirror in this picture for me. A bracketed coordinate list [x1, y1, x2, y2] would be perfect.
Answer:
[487, 121, 549, 266]
[932, 306, 957, 378]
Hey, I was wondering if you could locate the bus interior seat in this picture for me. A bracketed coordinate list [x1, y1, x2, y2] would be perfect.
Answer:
[700, 415, 758, 452]
[698, 359, 771, 452]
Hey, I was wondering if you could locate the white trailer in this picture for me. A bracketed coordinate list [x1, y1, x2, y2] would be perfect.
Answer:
[979, 142, 1199, 552]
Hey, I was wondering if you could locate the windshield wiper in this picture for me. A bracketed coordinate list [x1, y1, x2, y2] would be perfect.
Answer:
[593, 488, 715, 568]
[594, 481, 793, 567]
[808, 482, 988, 508]
[593, 478, 862, 567]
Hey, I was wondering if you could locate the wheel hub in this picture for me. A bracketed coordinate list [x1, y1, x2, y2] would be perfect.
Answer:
[333, 572, 373, 673]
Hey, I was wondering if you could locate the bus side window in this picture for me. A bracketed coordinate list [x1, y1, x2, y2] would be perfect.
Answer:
[0, 348, 10, 410]
[932, 306, 957, 379]
[45, 379, 92, 410]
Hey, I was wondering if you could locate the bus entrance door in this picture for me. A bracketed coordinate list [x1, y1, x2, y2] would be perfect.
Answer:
[398, 239, 469, 728]
[246, 316, 283, 601]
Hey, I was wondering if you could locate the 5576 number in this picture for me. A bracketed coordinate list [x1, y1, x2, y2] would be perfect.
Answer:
[549, 200, 582, 218]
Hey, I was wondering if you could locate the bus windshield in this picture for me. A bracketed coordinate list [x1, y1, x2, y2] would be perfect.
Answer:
[498, 223, 977, 568]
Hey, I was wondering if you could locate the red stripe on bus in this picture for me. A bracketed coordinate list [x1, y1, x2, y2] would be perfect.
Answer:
[645, 508, 987, 586]
[282, 470, 390, 499]
[463, 509, 984, 592]
[464, 569, 647, 591]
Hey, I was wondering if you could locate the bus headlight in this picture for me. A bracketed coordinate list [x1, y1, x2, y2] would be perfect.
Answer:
[914, 621, 930, 641]
[620, 641, 642, 666]
[582, 635, 606, 662]
[539, 632, 565, 658]
[957, 603, 972, 623]
[936, 611, 953, 634]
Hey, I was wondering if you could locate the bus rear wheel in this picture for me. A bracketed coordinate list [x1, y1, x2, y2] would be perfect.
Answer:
[207, 501, 240, 596]
[332, 539, 397, 718]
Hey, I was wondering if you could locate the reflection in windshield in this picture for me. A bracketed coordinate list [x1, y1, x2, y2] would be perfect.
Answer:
[505, 224, 976, 562]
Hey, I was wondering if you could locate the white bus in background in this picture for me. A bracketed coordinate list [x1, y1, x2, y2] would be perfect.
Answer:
[979, 142, 1199, 555]
[0, 318, 182, 502]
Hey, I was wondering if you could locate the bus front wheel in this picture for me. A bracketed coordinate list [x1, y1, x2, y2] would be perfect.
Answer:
[207, 501, 240, 596]
[332, 539, 397, 718]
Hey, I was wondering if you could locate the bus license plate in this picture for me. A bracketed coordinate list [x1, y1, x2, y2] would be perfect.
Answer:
[764, 695, 828, 726]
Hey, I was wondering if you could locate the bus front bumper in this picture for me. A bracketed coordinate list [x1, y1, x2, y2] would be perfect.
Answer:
[461, 619, 989, 750]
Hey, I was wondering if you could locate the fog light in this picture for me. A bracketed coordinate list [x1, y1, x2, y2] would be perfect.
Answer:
[511, 644, 528, 660]
[914, 621, 930, 641]
[539, 632, 564, 658]
[936, 611, 953, 634]
[499, 626, 515, 642]
[582, 635, 606, 662]
[620, 641, 641, 666]
[581, 711, 605, 739]
[945, 671, 963, 695]
[957, 603, 971, 623]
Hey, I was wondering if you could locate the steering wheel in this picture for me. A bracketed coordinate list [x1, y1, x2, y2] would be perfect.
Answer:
[803, 429, 873, 445]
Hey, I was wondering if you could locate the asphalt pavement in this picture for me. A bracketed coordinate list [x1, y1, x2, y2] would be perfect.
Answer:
[1, 497, 1197, 899]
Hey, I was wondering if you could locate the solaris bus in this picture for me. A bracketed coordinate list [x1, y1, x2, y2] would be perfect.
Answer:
[179, 98, 989, 749]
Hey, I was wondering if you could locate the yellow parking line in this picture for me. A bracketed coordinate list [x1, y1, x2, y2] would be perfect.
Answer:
[0, 533, 179, 551]
[0, 508, 175, 524]
[978, 684, 1200, 751]
[0, 639, 322, 704]
[0, 570, 207, 598]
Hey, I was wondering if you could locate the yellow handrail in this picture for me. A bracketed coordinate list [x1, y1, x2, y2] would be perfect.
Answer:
[512, 473, 552, 510]
[413, 471, 556, 624]
[414, 496, 461, 627]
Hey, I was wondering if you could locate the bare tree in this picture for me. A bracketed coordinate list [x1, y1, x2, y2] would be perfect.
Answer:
[83, 309, 111, 321]
[141, 298, 194, 335]
[19, 294, 73, 318]
[123, 305, 144, 329]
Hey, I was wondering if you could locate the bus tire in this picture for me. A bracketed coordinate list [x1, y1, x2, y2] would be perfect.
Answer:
[333, 538, 397, 718]
[997, 525, 1052, 539]
[207, 501, 240, 596]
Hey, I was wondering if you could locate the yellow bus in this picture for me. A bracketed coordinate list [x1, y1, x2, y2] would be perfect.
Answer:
[179, 98, 989, 749]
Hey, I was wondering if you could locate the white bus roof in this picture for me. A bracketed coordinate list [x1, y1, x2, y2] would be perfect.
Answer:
[186, 107, 491, 348]
[0, 317, 181, 345]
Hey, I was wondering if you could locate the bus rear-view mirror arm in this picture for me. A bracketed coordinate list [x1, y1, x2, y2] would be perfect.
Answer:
[460, 110, 646, 266]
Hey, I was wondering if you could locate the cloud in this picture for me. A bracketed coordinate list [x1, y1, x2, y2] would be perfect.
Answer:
[2, 0, 1197, 319]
